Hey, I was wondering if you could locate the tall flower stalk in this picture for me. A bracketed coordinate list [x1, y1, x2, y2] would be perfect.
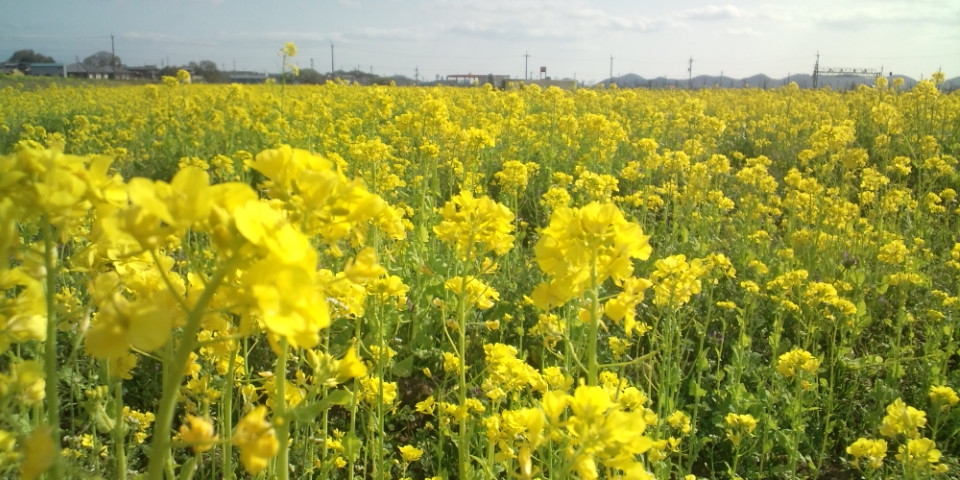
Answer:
[531, 202, 652, 386]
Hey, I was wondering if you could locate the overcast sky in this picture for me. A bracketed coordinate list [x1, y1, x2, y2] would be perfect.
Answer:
[3, 0, 958, 84]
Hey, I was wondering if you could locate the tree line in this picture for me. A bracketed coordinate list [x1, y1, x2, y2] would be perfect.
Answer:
[7, 49, 404, 85]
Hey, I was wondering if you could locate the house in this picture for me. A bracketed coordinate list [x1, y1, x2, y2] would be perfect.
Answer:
[1, 62, 66, 77]
[229, 71, 269, 84]
[66, 62, 133, 80]
[445, 73, 511, 86]
[126, 65, 160, 81]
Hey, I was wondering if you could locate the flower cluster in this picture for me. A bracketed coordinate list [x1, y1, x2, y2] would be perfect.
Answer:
[532, 202, 652, 309]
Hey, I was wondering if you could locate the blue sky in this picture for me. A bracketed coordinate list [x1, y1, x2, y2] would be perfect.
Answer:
[2, 0, 958, 84]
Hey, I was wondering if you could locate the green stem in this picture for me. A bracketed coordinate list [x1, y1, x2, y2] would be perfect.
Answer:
[788, 379, 804, 478]
[222, 352, 236, 480]
[374, 303, 386, 479]
[113, 377, 128, 480]
[814, 325, 842, 477]
[274, 337, 290, 480]
[347, 310, 364, 480]
[176, 453, 200, 480]
[41, 222, 63, 479]
[457, 272, 470, 480]
[319, 332, 331, 478]
[586, 261, 600, 386]
[146, 256, 239, 480]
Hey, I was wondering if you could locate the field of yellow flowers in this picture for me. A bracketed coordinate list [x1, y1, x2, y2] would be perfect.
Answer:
[1, 67, 959, 480]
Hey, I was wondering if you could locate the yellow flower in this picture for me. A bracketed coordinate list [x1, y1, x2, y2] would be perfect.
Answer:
[281, 42, 298, 57]
[928, 385, 959, 410]
[179, 415, 218, 453]
[415, 395, 436, 415]
[495, 160, 538, 192]
[442, 352, 461, 375]
[568, 385, 613, 422]
[398, 444, 424, 462]
[343, 247, 386, 283]
[776, 348, 820, 378]
[0, 269, 47, 352]
[433, 191, 515, 260]
[21, 427, 54, 480]
[667, 410, 692, 435]
[10, 360, 45, 405]
[358, 376, 398, 406]
[650, 255, 709, 308]
[896, 437, 943, 468]
[335, 347, 368, 383]
[724, 413, 758, 446]
[532, 202, 651, 310]
[540, 390, 569, 421]
[603, 276, 653, 336]
[877, 239, 909, 264]
[231, 406, 279, 475]
[444, 275, 500, 310]
[846, 437, 887, 471]
[483, 343, 546, 397]
[121, 166, 212, 247]
[879, 398, 927, 439]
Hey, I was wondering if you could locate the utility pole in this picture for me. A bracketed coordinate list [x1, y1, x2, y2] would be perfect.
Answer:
[111, 34, 117, 79]
[688, 57, 693, 89]
[331, 42, 335, 75]
[415, 66, 419, 84]
[524, 51, 530, 80]
[609, 55, 613, 84]
[311, 58, 314, 70]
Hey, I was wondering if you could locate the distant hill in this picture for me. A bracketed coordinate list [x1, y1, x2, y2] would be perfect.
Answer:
[602, 73, 959, 91]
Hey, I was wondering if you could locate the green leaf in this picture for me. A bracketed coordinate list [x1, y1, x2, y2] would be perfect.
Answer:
[689, 381, 708, 398]
[392, 354, 415, 377]
[288, 389, 353, 423]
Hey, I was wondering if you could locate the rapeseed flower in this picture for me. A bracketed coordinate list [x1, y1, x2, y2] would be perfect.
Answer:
[879, 398, 926, 439]
[650, 255, 708, 308]
[896, 438, 947, 473]
[877, 239, 909, 264]
[603, 276, 653, 336]
[724, 413, 758, 446]
[846, 437, 887, 471]
[532, 202, 651, 310]
[21, 427, 54, 480]
[444, 276, 500, 310]
[178, 415, 217, 453]
[398, 444, 424, 462]
[929, 385, 959, 410]
[433, 191, 515, 260]
[442, 352, 461, 375]
[358, 376, 398, 406]
[495, 160, 538, 193]
[232, 406, 279, 475]
[776, 348, 820, 378]
[482, 343, 546, 398]
[667, 410, 692, 435]
[559, 384, 655, 479]
[0, 269, 47, 353]
[280, 42, 297, 58]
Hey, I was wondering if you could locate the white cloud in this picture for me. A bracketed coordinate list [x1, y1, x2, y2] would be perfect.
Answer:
[351, 26, 431, 41]
[676, 4, 756, 21]
[726, 26, 762, 36]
